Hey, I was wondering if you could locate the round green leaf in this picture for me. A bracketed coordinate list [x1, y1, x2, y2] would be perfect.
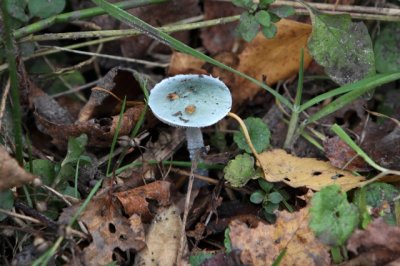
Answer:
[261, 24, 277, 39]
[223, 153, 257, 187]
[234, 117, 271, 153]
[258, 178, 273, 193]
[268, 191, 283, 204]
[250, 190, 265, 204]
[271, 5, 295, 18]
[0, 189, 14, 221]
[309, 185, 359, 247]
[28, 0, 66, 19]
[263, 201, 279, 213]
[374, 23, 400, 73]
[255, 10, 271, 27]
[236, 12, 260, 42]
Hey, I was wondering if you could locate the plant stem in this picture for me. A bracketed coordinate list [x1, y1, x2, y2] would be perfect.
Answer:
[9, 0, 167, 42]
[113, 160, 224, 176]
[283, 50, 304, 149]
[0, 1, 24, 165]
[274, 0, 400, 22]
[20, 15, 239, 42]
[0, 15, 240, 73]
[331, 246, 343, 264]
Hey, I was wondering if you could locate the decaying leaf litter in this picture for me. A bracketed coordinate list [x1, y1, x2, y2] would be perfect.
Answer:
[1, 0, 400, 265]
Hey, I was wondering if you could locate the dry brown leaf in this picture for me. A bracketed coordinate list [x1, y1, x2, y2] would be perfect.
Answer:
[0, 146, 37, 191]
[324, 136, 370, 171]
[134, 205, 184, 266]
[258, 149, 365, 191]
[35, 106, 143, 149]
[344, 218, 400, 266]
[115, 180, 172, 222]
[234, 19, 312, 104]
[80, 197, 146, 265]
[229, 207, 330, 266]
[168, 52, 207, 76]
[79, 67, 146, 122]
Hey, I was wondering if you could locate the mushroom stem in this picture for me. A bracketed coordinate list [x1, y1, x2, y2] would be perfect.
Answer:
[185, 127, 204, 161]
[185, 127, 209, 183]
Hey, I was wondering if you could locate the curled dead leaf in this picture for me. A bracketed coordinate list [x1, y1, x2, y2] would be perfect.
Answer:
[115, 180, 172, 221]
[79, 67, 147, 122]
[258, 149, 365, 191]
[80, 197, 146, 265]
[229, 207, 330, 266]
[35, 106, 143, 149]
[0, 146, 37, 191]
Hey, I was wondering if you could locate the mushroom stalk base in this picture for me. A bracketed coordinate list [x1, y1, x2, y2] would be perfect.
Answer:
[185, 127, 208, 186]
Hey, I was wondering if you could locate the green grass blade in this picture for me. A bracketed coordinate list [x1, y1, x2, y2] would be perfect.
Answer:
[91, 0, 293, 110]
[331, 124, 386, 172]
[300, 72, 400, 112]
[106, 97, 127, 176]
[305, 72, 400, 124]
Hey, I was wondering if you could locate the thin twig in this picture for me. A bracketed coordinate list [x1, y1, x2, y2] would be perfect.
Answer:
[40, 45, 169, 68]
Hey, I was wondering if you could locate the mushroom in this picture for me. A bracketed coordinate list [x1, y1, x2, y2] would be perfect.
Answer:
[148, 74, 232, 169]
[149, 74, 264, 260]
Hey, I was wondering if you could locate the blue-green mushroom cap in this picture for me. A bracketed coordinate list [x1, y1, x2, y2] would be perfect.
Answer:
[149, 74, 232, 128]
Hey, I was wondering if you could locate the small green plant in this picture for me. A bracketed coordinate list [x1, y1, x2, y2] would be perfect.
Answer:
[250, 179, 290, 223]
[232, 0, 295, 41]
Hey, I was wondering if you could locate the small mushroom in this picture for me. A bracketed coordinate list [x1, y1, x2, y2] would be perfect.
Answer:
[149, 74, 232, 165]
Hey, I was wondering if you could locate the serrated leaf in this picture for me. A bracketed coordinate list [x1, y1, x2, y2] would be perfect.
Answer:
[268, 191, 283, 204]
[307, 10, 375, 85]
[374, 23, 400, 73]
[250, 190, 265, 204]
[0, 189, 14, 221]
[237, 12, 260, 42]
[258, 178, 273, 193]
[223, 153, 258, 187]
[309, 185, 359, 247]
[255, 10, 271, 27]
[28, 0, 65, 19]
[271, 6, 295, 18]
[234, 117, 271, 153]
[261, 24, 278, 39]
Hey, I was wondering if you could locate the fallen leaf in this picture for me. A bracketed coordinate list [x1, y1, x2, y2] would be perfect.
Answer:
[345, 218, 400, 265]
[324, 136, 370, 171]
[78, 67, 146, 122]
[258, 149, 365, 191]
[134, 205, 184, 266]
[35, 106, 143, 149]
[168, 52, 207, 76]
[234, 19, 312, 104]
[229, 207, 330, 266]
[80, 197, 146, 265]
[0, 146, 38, 191]
[114, 180, 172, 222]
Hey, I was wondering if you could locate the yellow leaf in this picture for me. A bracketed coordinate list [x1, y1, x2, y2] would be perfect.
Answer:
[258, 149, 365, 191]
[229, 207, 330, 266]
[233, 19, 313, 103]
